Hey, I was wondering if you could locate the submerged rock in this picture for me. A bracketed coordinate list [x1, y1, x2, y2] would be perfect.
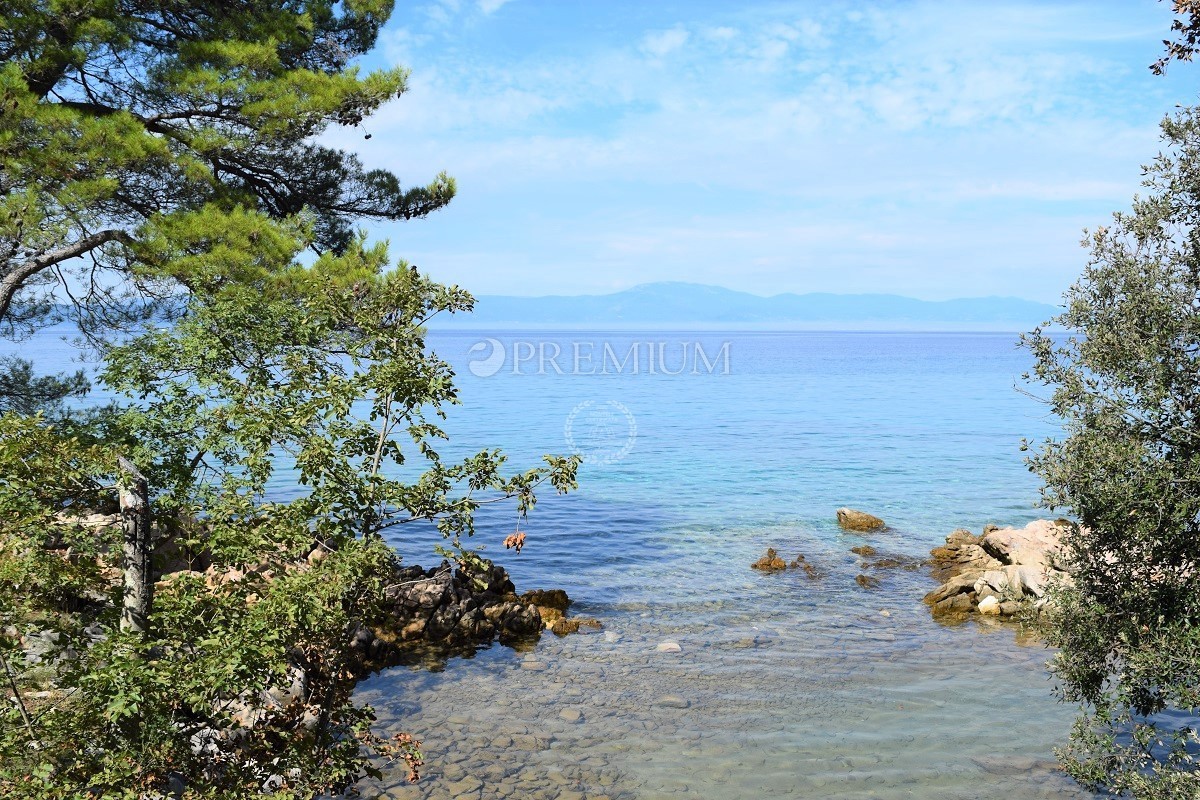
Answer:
[550, 617, 602, 636]
[855, 574, 881, 590]
[751, 548, 787, 572]
[837, 508, 886, 532]
[850, 545, 877, 556]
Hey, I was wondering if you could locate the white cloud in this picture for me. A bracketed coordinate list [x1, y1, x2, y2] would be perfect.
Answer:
[478, 0, 513, 14]
[641, 27, 690, 58]
[337, 1, 1191, 302]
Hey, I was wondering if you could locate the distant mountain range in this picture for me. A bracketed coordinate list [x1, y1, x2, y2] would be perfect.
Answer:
[431, 282, 1060, 330]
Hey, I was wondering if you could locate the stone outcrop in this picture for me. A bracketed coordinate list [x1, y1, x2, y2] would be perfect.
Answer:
[520, 588, 602, 637]
[751, 548, 788, 572]
[923, 520, 1074, 620]
[836, 507, 886, 532]
[378, 560, 544, 649]
[750, 549, 821, 578]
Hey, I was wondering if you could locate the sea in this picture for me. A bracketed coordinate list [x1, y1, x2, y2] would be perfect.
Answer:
[12, 327, 1092, 799]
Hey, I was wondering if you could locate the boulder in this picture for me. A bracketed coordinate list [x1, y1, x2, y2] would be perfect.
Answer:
[931, 593, 975, 617]
[977, 596, 1001, 615]
[751, 548, 787, 572]
[855, 574, 880, 589]
[370, 558, 563, 664]
[974, 568, 1021, 600]
[923, 572, 981, 605]
[550, 618, 602, 636]
[946, 528, 980, 548]
[980, 520, 1064, 568]
[837, 508, 886, 532]
[922, 520, 1074, 624]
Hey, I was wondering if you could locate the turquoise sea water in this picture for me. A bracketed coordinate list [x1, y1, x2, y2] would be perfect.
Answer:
[12, 328, 1089, 798]
[354, 331, 1088, 800]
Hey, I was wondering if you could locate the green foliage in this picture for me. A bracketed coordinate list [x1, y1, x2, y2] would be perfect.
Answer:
[0, 235, 578, 795]
[100, 216, 578, 555]
[0, 356, 88, 417]
[0, 3, 578, 796]
[1025, 106, 1200, 799]
[0, 0, 454, 336]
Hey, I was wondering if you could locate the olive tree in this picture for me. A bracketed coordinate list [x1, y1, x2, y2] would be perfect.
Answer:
[1025, 107, 1200, 799]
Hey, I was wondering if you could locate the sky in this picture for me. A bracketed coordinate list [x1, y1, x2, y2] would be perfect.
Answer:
[324, 0, 1198, 303]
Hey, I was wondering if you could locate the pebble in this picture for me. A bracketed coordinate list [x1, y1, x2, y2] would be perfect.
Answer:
[656, 694, 691, 709]
[655, 641, 682, 653]
[521, 660, 549, 671]
[445, 775, 482, 796]
[603, 630, 621, 643]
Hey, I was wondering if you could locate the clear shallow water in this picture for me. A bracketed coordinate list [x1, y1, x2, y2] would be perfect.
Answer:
[10, 328, 1089, 798]
[357, 331, 1089, 800]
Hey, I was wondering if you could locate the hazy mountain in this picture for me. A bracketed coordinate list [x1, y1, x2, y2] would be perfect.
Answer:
[431, 282, 1060, 330]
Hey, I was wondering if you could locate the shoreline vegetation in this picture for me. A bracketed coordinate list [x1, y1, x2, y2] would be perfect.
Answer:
[5, 2, 1200, 798]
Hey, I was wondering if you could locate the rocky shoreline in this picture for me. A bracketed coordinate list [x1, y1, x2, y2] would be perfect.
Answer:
[922, 519, 1072, 620]
[749, 508, 1074, 624]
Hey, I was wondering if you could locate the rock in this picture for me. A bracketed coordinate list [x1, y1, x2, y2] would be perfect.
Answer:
[521, 588, 570, 612]
[520, 660, 548, 671]
[923, 572, 981, 605]
[602, 630, 621, 643]
[445, 776, 482, 796]
[837, 507, 886, 532]
[923, 520, 1074, 626]
[850, 545, 877, 556]
[1013, 564, 1048, 598]
[932, 593, 975, 617]
[855, 574, 880, 589]
[559, 707, 583, 723]
[655, 641, 682, 653]
[975, 568, 1020, 599]
[550, 618, 602, 636]
[867, 554, 926, 570]
[977, 596, 1001, 615]
[521, 588, 572, 627]
[980, 520, 1065, 568]
[359, 557, 562, 668]
[656, 694, 690, 709]
[751, 548, 787, 572]
[22, 629, 72, 666]
[946, 528, 980, 547]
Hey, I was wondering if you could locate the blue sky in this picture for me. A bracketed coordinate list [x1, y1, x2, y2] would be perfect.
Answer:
[326, 1, 1196, 302]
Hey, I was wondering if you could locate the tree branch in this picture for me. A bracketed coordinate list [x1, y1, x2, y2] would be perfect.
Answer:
[0, 229, 132, 321]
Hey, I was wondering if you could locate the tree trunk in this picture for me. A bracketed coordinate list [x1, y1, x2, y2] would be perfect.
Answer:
[118, 456, 153, 635]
